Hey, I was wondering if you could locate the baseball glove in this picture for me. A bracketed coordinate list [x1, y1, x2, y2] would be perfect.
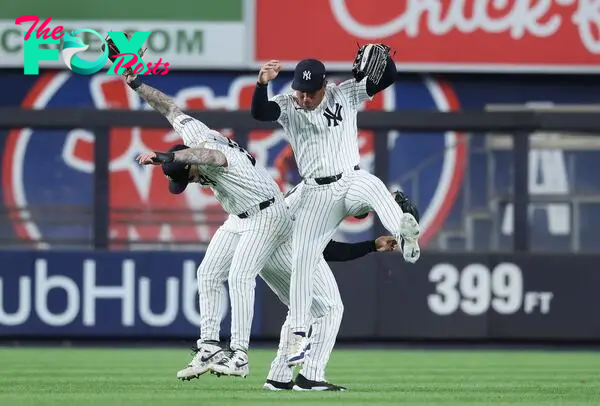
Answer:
[352, 43, 392, 85]
[101, 32, 147, 75]
[393, 191, 420, 223]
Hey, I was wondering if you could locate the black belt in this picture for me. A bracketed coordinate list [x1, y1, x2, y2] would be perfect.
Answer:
[313, 165, 360, 185]
[238, 197, 275, 219]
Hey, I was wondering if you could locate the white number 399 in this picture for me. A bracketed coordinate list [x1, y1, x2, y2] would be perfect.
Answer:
[427, 263, 523, 316]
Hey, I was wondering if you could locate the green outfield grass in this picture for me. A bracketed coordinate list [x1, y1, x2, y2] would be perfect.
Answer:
[0, 347, 599, 406]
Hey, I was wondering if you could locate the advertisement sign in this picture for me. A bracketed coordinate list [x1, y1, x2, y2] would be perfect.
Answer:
[0, 251, 267, 337]
[253, 0, 600, 73]
[262, 253, 600, 341]
[2, 251, 599, 341]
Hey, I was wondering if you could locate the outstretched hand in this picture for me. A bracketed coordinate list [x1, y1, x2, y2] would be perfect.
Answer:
[136, 151, 160, 165]
[125, 71, 138, 85]
[375, 236, 398, 252]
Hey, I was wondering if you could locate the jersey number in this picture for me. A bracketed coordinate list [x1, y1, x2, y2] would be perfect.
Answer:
[227, 138, 256, 166]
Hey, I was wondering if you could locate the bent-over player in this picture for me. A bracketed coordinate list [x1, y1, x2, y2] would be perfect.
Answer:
[129, 72, 294, 376]
[251, 44, 421, 365]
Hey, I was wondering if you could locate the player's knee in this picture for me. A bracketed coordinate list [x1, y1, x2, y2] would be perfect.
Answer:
[313, 297, 344, 320]
[197, 265, 222, 290]
[331, 299, 344, 320]
[197, 262, 210, 278]
[197, 261, 222, 279]
[228, 271, 256, 291]
[292, 248, 322, 269]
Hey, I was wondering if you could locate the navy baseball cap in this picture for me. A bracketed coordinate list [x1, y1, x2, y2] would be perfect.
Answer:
[291, 59, 326, 92]
[161, 144, 191, 194]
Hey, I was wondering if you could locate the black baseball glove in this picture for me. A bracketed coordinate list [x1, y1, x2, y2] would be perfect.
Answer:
[352, 43, 392, 85]
[101, 32, 147, 75]
[353, 191, 420, 222]
[393, 191, 420, 223]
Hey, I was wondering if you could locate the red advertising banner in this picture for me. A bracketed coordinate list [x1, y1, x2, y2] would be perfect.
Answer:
[254, 0, 600, 73]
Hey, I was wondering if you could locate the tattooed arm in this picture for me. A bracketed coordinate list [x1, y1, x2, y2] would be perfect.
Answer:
[136, 147, 228, 167]
[126, 74, 182, 125]
[173, 147, 228, 167]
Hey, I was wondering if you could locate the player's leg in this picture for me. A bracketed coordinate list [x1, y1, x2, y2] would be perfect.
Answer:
[177, 227, 238, 380]
[263, 314, 295, 390]
[258, 243, 297, 388]
[295, 258, 346, 391]
[289, 185, 346, 363]
[212, 204, 294, 377]
[345, 170, 420, 259]
[260, 245, 343, 390]
[198, 229, 238, 344]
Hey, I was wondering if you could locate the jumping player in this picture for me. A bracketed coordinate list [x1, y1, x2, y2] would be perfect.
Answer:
[251, 44, 421, 365]
[259, 185, 419, 392]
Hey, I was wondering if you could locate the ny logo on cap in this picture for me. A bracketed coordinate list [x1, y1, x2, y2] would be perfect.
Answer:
[303, 70, 311, 80]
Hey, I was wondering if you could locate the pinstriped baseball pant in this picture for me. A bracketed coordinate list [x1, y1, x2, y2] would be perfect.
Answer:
[289, 169, 406, 334]
[198, 201, 293, 352]
[261, 241, 343, 382]
[198, 232, 343, 382]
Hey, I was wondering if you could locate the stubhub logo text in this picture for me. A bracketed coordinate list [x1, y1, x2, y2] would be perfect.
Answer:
[0, 252, 248, 336]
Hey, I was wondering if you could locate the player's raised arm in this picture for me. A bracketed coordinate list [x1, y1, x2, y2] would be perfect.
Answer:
[125, 74, 183, 125]
[251, 60, 283, 122]
[136, 146, 227, 167]
[323, 236, 398, 262]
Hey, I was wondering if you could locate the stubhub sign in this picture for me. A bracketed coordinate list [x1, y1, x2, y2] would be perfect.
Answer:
[0, 251, 261, 337]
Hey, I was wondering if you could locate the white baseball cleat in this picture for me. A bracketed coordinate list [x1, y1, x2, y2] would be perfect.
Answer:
[210, 349, 249, 378]
[287, 333, 309, 367]
[402, 239, 421, 263]
[400, 212, 420, 239]
[176, 341, 226, 380]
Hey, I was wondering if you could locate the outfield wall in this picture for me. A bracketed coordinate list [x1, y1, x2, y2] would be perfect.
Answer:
[1, 251, 597, 342]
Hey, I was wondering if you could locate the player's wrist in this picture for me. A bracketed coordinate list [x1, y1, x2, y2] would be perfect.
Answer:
[128, 75, 143, 90]
[257, 80, 268, 86]
[153, 151, 174, 163]
[370, 240, 377, 252]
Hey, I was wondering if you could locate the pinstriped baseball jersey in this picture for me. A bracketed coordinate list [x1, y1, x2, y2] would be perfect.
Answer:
[171, 114, 282, 215]
[271, 79, 372, 178]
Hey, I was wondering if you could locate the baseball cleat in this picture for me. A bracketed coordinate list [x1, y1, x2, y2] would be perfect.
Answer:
[400, 212, 420, 239]
[292, 374, 347, 391]
[287, 332, 309, 367]
[176, 341, 226, 381]
[263, 379, 294, 391]
[402, 239, 420, 263]
[210, 349, 249, 378]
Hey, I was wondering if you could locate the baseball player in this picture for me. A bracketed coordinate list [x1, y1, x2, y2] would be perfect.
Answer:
[261, 185, 420, 392]
[127, 72, 295, 375]
[251, 44, 421, 365]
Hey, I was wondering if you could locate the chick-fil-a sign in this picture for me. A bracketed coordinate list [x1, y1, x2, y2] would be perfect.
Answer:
[255, 0, 600, 73]
[15, 16, 170, 75]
